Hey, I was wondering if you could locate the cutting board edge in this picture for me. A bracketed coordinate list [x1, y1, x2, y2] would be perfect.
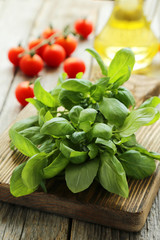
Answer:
[0, 182, 158, 232]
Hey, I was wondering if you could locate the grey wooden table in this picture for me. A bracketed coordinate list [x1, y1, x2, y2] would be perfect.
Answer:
[0, 0, 160, 239]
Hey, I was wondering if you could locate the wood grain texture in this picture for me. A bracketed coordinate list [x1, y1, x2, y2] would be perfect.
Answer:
[1, 75, 160, 232]
[0, 0, 160, 239]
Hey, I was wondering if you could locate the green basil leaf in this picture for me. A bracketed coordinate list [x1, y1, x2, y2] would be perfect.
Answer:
[113, 86, 135, 108]
[22, 152, 47, 189]
[19, 126, 46, 146]
[57, 72, 67, 86]
[70, 131, 86, 144]
[108, 48, 135, 84]
[26, 98, 45, 111]
[59, 89, 83, 110]
[95, 138, 117, 154]
[92, 123, 112, 140]
[43, 153, 69, 179]
[90, 85, 104, 102]
[87, 143, 99, 159]
[79, 108, 97, 132]
[62, 79, 92, 93]
[98, 152, 129, 198]
[111, 68, 131, 89]
[34, 78, 56, 107]
[119, 150, 156, 179]
[86, 48, 108, 76]
[10, 162, 37, 197]
[39, 108, 46, 127]
[76, 72, 83, 79]
[145, 109, 160, 126]
[60, 141, 87, 164]
[40, 117, 75, 136]
[44, 111, 53, 122]
[139, 96, 160, 108]
[99, 97, 129, 127]
[10, 116, 38, 132]
[65, 158, 99, 193]
[119, 107, 156, 137]
[126, 144, 160, 160]
[122, 134, 137, 147]
[69, 106, 83, 125]
[50, 86, 61, 107]
[9, 129, 40, 157]
[39, 139, 56, 153]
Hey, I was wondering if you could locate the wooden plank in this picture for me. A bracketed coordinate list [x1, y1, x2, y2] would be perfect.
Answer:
[0, 75, 160, 232]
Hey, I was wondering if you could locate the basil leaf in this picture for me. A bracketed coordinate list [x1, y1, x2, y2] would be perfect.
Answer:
[86, 48, 108, 76]
[99, 97, 129, 127]
[10, 162, 37, 197]
[87, 143, 99, 159]
[43, 153, 69, 179]
[61, 79, 92, 93]
[34, 79, 56, 107]
[57, 72, 67, 85]
[69, 106, 83, 125]
[95, 138, 117, 154]
[98, 152, 129, 198]
[119, 150, 156, 179]
[126, 144, 160, 160]
[38, 108, 46, 127]
[39, 139, 56, 153]
[44, 111, 53, 122]
[19, 126, 46, 145]
[60, 141, 87, 164]
[26, 98, 45, 111]
[9, 129, 40, 157]
[119, 107, 156, 137]
[59, 89, 83, 110]
[92, 123, 112, 140]
[76, 72, 83, 79]
[108, 48, 135, 84]
[40, 117, 75, 136]
[65, 158, 99, 193]
[70, 131, 86, 144]
[22, 152, 48, 189]
[10, 116, 38, 132]
[79, 108, 97, 132]
[113, 86, 135, 108]
[139, 96, 160, 108]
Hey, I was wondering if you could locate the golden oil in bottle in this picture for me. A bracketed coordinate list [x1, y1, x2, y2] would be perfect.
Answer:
[94, 0, 159, 70]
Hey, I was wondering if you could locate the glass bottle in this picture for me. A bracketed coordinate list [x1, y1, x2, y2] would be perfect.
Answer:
[94, 0, 159, 70]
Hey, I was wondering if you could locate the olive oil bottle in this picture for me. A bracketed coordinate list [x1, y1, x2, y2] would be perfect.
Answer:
[94, 0, 159, 70]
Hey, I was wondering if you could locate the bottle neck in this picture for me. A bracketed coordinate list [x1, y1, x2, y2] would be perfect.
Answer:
[114, 0, 144, 21]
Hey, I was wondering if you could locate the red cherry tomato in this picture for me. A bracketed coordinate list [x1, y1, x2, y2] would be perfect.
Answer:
[15, 81, 34, 106]
[55, 35, 77, 57]
[28, 38, 48, 57]
[42, 26, 59, 39]
[19, 54, 43, 77]
[8, 46, 25, 66]
[74, 19, 93, 39]
[43, 44, 66, 67]
[63, 57, 86, 78]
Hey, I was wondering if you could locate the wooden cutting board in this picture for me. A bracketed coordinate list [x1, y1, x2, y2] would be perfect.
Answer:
[0, 74, 160, 232]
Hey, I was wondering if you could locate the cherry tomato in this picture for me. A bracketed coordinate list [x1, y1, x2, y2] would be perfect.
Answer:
[28, 38, 48, 58]
[43, 44, 66, 67]
[8, 46, 25, 66]
[63, 57, 86, 78]
[42, 26, 59, 39]
[55, 35, 77, 57]
[19, 53, 43, 77]
[15, 81, 34, 106]
[74, 19, 93, 39]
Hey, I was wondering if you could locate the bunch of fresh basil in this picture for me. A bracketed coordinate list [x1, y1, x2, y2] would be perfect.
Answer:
[9, 48, 160, 198]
